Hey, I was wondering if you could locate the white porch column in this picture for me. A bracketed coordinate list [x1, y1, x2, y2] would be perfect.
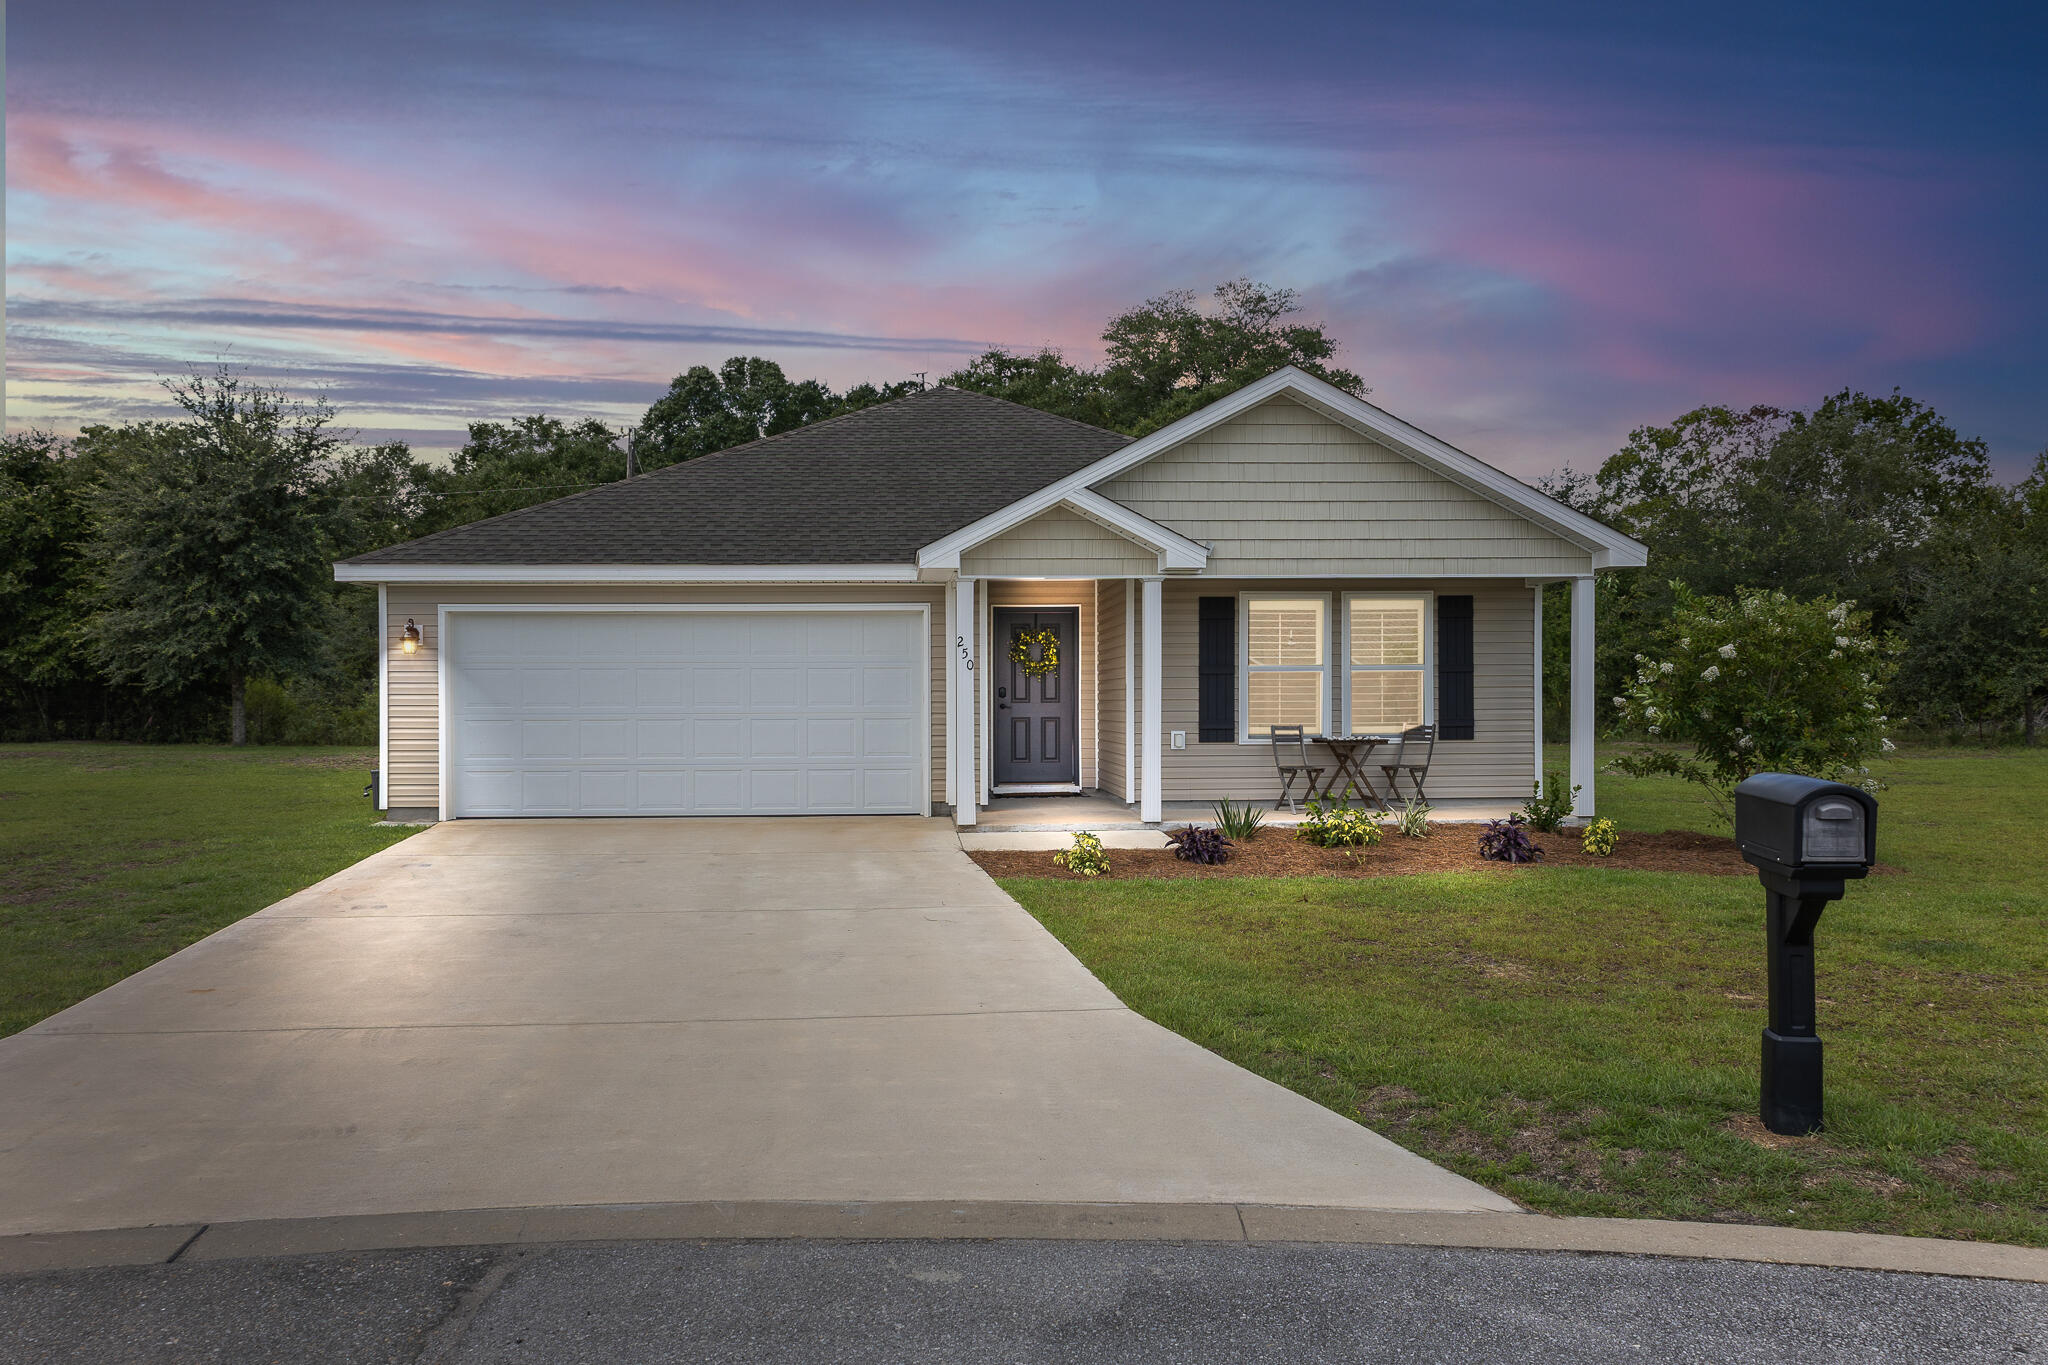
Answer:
[1569, 573, 1595, 818]
[1140, 576, 1163, 824]
[952, 576, 979, 827]
[1531, 585, 1543, 790]
[943, 576, 957, 812]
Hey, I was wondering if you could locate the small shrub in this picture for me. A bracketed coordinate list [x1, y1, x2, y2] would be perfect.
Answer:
[1212, 798, 1267, 841]
[1166, 825, 1233, 864]
[1608, 584, 1893, 821]
[1392, 798, 1432, 839]
[1582, 816, 1618, 857]
[1519, 772, 1579, 832]
[1053, 831, 1110, 877]
[1478, 813, 1543, 863]
[1297, 800, 1383, 849]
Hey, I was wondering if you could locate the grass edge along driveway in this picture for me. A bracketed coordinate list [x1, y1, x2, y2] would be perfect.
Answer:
[0, 744, 416, 1038]
[997, 746, 2048, 1246]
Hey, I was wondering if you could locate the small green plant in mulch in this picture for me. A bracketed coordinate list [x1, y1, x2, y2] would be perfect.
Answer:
[1296, 800, 1382, 849]
[1052, 830, 1110, 877]
[1211, 798, 1267, 841]
[1519, 771, 1580, 832]
[1391, 797, 1433, 838]
[1582, 816, 1619, 856]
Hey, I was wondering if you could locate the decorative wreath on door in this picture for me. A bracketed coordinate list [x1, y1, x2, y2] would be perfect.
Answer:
[1008, 627, 1061, 676]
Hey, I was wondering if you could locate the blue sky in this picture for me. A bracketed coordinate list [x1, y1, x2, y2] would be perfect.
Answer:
[7, 1, 2044, 474]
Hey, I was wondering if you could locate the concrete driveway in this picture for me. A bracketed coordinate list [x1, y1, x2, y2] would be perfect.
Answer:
[0, 818, 1512, 1237]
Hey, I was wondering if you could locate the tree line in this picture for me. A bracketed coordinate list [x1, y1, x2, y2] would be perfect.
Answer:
[2, 277, 2042, 747]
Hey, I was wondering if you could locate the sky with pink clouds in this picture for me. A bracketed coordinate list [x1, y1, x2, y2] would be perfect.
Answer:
[7, 1, 2045, 476]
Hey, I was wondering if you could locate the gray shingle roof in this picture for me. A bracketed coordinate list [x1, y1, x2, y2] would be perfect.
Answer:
[343, 387, 1133, 566]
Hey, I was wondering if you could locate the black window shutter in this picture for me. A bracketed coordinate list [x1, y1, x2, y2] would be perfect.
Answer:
[1198, 596, 1236, 743]
[1437, 596, 1475, 741]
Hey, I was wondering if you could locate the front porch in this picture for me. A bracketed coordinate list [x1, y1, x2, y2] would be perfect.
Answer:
[960, 793, 1530, 850]
[943, 573, 1597, 832]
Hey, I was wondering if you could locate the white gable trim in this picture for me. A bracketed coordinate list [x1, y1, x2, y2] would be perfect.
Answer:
[916, 367, 1648, 572]
[918, 488, 1209, 574]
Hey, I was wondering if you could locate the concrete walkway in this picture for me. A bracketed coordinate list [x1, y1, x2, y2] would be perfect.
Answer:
[0, 817, 1511, 1238]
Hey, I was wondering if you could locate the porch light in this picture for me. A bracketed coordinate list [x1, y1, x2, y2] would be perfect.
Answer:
[401, 619, 422, 655]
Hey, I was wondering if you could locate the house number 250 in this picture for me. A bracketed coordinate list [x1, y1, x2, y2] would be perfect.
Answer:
[955, 635, 975, 671]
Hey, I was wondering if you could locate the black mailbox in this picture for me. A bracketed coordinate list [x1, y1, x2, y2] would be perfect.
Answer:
[1734, 773, 1876, 881]
[1732, 774, 1878, 1136]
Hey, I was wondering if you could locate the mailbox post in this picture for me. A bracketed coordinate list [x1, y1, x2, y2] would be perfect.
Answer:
[1732, 774, 1877, 1135]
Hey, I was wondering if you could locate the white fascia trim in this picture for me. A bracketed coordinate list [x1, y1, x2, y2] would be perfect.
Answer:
[916, 491, 1209, 573]
[334, 563, 921, 585]
[918, 367, 1648, 572]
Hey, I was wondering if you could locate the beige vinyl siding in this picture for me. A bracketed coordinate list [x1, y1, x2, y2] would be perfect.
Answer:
[1155, 578, 1537, 802]
[986, 580, 1098, 789]
[1095, 396, 1595, 578]
[1096, 579, 1129, 799]
[960, 505, 1159, 578]
[381, 583, 946, 811]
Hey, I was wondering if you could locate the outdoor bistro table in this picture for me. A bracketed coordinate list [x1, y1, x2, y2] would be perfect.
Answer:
[1312, 735, 1390, 810]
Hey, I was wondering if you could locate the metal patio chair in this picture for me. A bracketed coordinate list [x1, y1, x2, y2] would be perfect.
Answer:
[1268, 725, 1326, 813]
[1378, 724, 1437, 803]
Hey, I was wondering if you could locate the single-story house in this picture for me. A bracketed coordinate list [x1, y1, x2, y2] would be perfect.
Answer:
[336, 366, 1646, 825]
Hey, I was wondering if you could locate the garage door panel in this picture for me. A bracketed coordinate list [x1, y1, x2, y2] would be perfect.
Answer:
[749, 718, 806, 758]
[521, 770, 577, 812]
[693, 718, 746, 757]
[636, 718, 689, 758]
[807, 769, 859, 809]
[635, 669, 687, 706]
[636, 771, 688, 808]
[807, 717, 857, 758]
[520, 719, 576, 759]
[578, 770, 632, 811]
[520, 669, 578, 708]
[861, 665, 917, 708]
[749, 667, 805, 708]
[463, 720, 520, 761]
[694, 667, 746, 708]
[450, 610, 925, 817]
[692, 769, 746, 811]
[578, 668, 633, 707]
[861, 717, 917, 758]
[578, 719, 633, 759]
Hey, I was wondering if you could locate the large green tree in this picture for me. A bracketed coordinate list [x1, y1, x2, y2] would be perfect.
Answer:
[633, 356, 922, 470]
[82, 372, 350, 745]
[1570, 388, 1999, 729]
[1895, 454, 2048, 739]
[413, 414, 627, 535]
[943, 279, 1367, 436]
[0, 432, 107, 737]
[1592, 390, 1993, 635]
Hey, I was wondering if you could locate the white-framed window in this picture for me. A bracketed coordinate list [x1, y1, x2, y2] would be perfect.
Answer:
[1239, 592, 1331, 740]
[1342, 592, 1433, 734]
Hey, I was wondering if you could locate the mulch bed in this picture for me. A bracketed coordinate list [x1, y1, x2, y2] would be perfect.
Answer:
[969, 825, 1757, 880]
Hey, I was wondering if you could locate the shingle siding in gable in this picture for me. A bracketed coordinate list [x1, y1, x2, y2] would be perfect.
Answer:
[1093, 396, 1594, 577]
[959, 505, 1159, 577]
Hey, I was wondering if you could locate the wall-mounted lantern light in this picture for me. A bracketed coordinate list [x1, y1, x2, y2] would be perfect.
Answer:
[401, 619, 423, 655]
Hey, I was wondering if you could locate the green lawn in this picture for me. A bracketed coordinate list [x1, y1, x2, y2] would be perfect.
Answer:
[997, 746, 2048, 1245]
[0, 744, 417, 1037]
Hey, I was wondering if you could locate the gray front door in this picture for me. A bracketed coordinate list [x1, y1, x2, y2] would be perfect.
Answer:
[993, 607, 1079, 787]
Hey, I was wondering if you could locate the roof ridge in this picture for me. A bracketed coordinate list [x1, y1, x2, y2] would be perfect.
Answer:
[929, 385, 1134, 443]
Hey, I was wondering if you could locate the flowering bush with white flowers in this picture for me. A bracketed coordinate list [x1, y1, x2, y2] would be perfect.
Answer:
[1608, 585, 1893, 821]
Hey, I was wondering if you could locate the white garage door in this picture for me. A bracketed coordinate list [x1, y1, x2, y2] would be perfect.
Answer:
[446, 609, 927, 817]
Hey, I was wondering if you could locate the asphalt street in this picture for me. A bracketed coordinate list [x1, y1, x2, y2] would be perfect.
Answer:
[5, 1238, 2045, 1364]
